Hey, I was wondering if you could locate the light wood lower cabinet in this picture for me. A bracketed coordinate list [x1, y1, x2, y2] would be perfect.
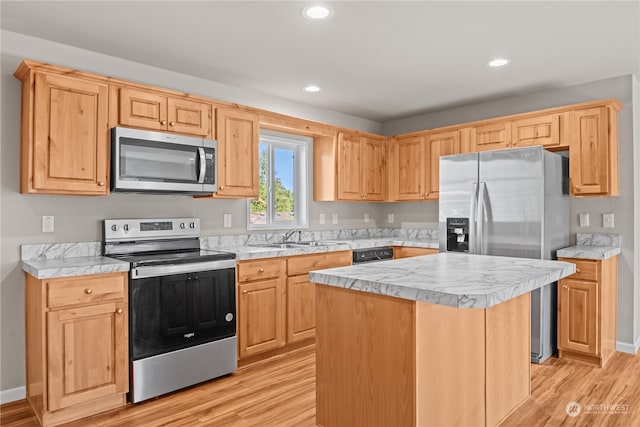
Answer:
[236, 251, 351, 359]
[392, 246, 438, 259]
[25, 272, 128, 427]
[558, 256, 618, 367]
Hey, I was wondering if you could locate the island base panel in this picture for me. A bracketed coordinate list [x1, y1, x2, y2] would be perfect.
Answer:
[316, 285, 531, 427]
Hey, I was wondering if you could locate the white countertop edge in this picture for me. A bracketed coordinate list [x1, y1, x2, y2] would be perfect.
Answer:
[557, 245, 621, 260]
[22, 257, 130, 280]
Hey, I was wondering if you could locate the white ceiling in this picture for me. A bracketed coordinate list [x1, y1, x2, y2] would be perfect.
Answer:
[2, 1, 639, 122]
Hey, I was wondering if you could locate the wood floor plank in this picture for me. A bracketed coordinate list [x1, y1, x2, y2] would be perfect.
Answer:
[2, 344, 639, 427]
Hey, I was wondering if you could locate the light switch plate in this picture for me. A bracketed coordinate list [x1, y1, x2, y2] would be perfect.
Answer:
[42, 216, 54, 233]
[319, 213, 325, 225]
[364, 213, 370, 223]
[388, 213, 395, 224]
[603, 213, 614, 228]
[579, 213, 590, 227]
[332, 213, 338, 225]
[223, 213, 232, 228]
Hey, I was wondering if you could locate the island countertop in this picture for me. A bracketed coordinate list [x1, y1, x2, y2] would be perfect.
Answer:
[309, 252, 576, 308]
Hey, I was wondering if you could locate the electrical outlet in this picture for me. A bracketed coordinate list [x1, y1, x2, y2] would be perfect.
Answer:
[332, 213, 338, 225]
[42, 216, 54, 233]
[364, 213, 370, 223]
[223, 213, 232, 228]
[388, 213, 394, 224]
[319, 213, 326, 225]
[579, 213, 590, 227]
[603, 213, 614, 228]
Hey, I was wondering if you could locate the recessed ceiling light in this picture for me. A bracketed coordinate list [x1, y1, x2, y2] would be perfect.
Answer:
[303, 85, 321, 93]
[302, 5, 333, 20]
[487, 58, 511, 68]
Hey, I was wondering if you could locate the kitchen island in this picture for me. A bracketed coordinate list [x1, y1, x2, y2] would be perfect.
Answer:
[309, 253, 576, 427]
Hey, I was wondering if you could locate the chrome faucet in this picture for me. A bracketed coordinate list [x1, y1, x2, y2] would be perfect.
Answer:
[282, 229, 301, 243]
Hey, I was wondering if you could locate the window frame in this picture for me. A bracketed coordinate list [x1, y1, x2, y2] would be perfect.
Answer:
[247, 129, 310, 230]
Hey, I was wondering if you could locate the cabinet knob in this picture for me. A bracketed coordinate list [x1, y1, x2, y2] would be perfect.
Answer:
[85, 288, 93, 294]
[219, 186, 224, 190]
[160, 120, 167, 125]
[97, 181, 105, 186]
[116, 308, 123, 314]
[169, 121, 176, 126]
[575, 268, 581, 273]
[259, 268, 264, 272]
[574, 185, 581, 193]
[242, 290, 248, 294]
[563, 285, 569, 289]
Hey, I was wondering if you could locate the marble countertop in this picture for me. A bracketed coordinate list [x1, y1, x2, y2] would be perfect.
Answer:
[22, 256, 130, 279]
[557, 245, 621, 260]
[309, 252, 576, 309]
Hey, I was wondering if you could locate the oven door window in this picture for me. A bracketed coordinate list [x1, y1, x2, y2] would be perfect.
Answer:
[130, 268, 236, 360]
[119, 138, 199, 183]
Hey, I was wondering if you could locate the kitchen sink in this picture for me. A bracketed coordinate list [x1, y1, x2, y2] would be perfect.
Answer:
[251, 241, 348, 249]
[254, 243, 301, 249]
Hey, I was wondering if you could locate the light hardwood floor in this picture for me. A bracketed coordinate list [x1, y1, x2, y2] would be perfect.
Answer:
[2, 344, 639, 426]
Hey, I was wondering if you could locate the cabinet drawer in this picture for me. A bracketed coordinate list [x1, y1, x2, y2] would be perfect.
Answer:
[237, 259, 283, 282]
[287, 250, 352, 276]
[47, 273, 126, 308]
[561, 258, 598, 282]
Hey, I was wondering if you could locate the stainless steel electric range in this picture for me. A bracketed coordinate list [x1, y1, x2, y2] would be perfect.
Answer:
[103, 217, 237, 403]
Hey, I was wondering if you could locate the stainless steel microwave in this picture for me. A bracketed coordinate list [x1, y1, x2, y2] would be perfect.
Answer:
[111, 127, 217, 195]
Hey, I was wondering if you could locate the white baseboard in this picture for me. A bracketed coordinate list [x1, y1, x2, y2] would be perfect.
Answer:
[616, 335, 640, 354]
[0, 386, 26, 404]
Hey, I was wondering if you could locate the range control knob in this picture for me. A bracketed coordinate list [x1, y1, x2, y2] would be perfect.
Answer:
[123, 224, 130, 232]
[180, 223, 186, 229]
[189, 222, 196, 229]
[111, 224, 118, 232]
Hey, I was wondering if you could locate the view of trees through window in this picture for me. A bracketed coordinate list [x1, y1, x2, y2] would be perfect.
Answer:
[250, 143, 295, 225]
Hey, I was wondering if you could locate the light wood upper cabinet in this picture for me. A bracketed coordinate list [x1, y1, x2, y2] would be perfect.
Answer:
[317, 131, 386, 201]
[388, 135, 426, 201]
[472, 121, 511, 152]
[18, 71, 109, 195]
[25, 272, 128, 426]
[426, 130, 460, 200]
[511, 113, 563, 149]
[215, 107, 260, 198]
[114, 87, 212, 137]
[569, 106, 619, 196]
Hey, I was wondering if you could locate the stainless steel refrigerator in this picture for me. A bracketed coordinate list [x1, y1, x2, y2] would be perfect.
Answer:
[438, 145, 569, 363]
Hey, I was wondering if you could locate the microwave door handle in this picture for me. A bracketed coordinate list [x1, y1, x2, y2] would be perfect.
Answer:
[197, 147, 206, 184]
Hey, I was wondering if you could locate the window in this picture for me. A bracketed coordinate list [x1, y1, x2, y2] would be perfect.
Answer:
[248, 130, 309, 229]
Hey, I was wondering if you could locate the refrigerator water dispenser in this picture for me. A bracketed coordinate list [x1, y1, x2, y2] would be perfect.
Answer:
[446, 217, 469, 252]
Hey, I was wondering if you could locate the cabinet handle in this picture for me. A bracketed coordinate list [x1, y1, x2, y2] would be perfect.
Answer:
[116, 308, 123, 314]
[97, 181, 105, 186]
[259, 268, 264, 272]
[160, 120, 167, 125]
[169, 121, 176, 126]
[85, 288, 93, 294]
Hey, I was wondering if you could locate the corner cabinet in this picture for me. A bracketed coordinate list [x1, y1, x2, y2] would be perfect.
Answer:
[15, 65, 109, 195]
[214, 107, 260, 198]
[25, 272, 128, 427]
[557, 256, 618, 367]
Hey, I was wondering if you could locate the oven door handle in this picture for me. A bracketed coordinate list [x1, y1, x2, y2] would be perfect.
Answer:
[131, 259, 236, 279]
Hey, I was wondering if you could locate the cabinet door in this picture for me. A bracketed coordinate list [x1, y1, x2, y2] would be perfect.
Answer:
[426, 130, 460, 200]
[472, 122, 511, 152]
[569, 107, 610, 196]
[337, 132, 364, 200]
[216, 108, 259, 197]
[287, 275, 316, 343]
[167, 97, 212, 137]
[392, 246, 438, 259]
[32, 73, 109, 194]
[511, 114, 562, 149]
[362, 136, 386, 201]
[389, 136, 425, 201]
[238, 278, 285, 358]
[118, 87, 167, 131]
[47, 301, 126, 411]
[559, 279, 598, 355]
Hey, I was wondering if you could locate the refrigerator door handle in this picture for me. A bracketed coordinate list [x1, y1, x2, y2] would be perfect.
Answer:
[469, 182, 478, 254]
[477, 182, 486, 255]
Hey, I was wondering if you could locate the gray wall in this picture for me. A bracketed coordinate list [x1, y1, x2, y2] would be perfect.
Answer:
[383, 75, 638, 350]
[0, 31, 383, 393]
